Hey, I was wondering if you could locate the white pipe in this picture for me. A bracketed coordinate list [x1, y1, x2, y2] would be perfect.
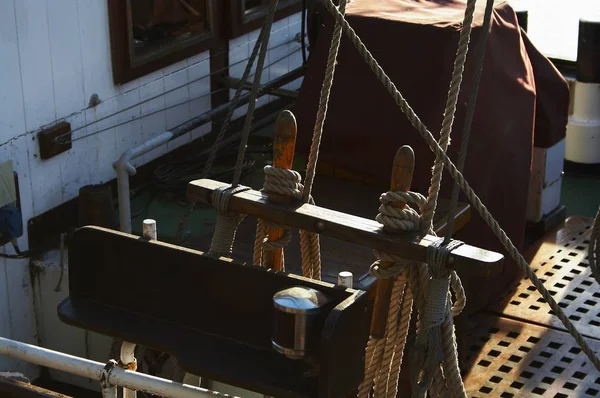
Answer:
[120, 342, 138, 398]
[113, 132, 174, 234]
[0, 337, 236, 398]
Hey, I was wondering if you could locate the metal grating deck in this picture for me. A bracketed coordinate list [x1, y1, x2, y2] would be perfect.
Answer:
[491, 217, 599, 338]
[463, 217, 600, 397]
[463, 315, 600, 397]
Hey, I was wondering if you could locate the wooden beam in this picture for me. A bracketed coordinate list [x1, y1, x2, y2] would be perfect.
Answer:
[188, 179, 503, 276]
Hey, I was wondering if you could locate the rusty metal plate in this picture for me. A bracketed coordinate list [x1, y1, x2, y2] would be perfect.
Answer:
[491, 217, 600, 339]
[463, 315, 600, 397]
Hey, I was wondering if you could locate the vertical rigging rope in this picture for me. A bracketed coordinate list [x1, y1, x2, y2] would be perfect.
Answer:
[444, 0, 495, 244]
[419, 0, 478, 235]
[176, 0, 279, 243]
[207, 0, 280, 257]
[298, 0, 348, 280]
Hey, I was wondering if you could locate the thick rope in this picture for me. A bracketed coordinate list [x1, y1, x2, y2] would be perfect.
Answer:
[208, 0, 279, 256]
[373, 274, 412, 398]
[444, 0, 495, 244]
[303, 0, 348, 202]
[386, 283, 414, 398]
[590, 205, 600, 284]
[358, 337, 386, 398]
[420, 0, 477, 235]
[298, 0, 348, 281]
[208, 185, 251, 257]
[364, 0, 479, 390]
[319, 0, 600, 371]
[175, 0, 279, 243]
[253, 166, 302, 267]
[360, 190, 423, 398]
[410, 239, 466, 398]
[362, 186, 469, 398]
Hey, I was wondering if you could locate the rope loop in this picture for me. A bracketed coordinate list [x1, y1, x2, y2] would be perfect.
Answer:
[263, 165, 303, 200]
[209, 185, 251, 257]
[261, 220, 294, 251]
[370, 258, 411, 279]
[212, 185, 251, 216]
[376, 190, 426, 233]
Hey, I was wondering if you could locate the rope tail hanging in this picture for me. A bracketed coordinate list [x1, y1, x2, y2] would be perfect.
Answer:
[297, 0, 349, 280]
[319, 0, 600, 373]
[206, 0, 280, 258]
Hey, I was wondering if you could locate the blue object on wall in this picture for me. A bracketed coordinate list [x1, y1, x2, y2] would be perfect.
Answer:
[0, 204, 23, 240]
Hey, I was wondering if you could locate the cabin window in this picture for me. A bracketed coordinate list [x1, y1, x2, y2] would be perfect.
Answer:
[108, 0, 219, 84]
[228, 0, 302, 38]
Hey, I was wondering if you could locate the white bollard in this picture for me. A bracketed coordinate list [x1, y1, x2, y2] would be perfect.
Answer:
[565, 17, 600, 165]
[337, 271, 354, 288]
[143, 219, 158, 240]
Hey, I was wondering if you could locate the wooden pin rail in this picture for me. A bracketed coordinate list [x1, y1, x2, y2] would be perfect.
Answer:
[188, 179, 504, 276]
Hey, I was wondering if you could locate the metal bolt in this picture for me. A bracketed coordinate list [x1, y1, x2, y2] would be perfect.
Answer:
[315, 221, 326, 232]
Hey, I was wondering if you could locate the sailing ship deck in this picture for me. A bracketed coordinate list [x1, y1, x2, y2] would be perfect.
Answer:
[186, 163, 600, 396]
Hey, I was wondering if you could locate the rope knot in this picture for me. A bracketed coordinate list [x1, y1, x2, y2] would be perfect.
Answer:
[263, 165, 303, 200]
[376, 190, 426, 233]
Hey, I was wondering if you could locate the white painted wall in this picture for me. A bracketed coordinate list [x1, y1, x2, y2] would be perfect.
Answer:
[0, 0, 305, 381]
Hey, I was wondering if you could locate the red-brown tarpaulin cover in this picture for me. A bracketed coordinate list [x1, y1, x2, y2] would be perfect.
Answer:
[293, 0, 569, 313]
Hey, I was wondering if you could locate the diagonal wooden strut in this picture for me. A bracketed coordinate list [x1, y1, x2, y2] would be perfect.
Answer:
[188, 179, 504, 276]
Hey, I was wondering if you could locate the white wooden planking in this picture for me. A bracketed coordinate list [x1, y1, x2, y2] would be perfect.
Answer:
[140, 77, 168, 163]
[77, 0, 118, 103]
[0, 0, 27, 145]
[60, 112, 91, 202]
[165, 67, 191, 150]
[0, 134, 38, 377]
[47, 0, 86, 121]
[13, 0, 57, 131]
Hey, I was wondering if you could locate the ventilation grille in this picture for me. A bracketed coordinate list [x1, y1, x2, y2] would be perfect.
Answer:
[464, 316, 600, 397]
[492, 217, 599, 338]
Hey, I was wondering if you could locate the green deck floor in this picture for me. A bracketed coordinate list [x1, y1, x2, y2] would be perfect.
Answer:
[562, 172, 600, 218]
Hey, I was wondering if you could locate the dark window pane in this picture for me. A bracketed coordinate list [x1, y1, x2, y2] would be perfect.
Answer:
[244, 0, 265, 15]
[129, 0, 209, 65]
